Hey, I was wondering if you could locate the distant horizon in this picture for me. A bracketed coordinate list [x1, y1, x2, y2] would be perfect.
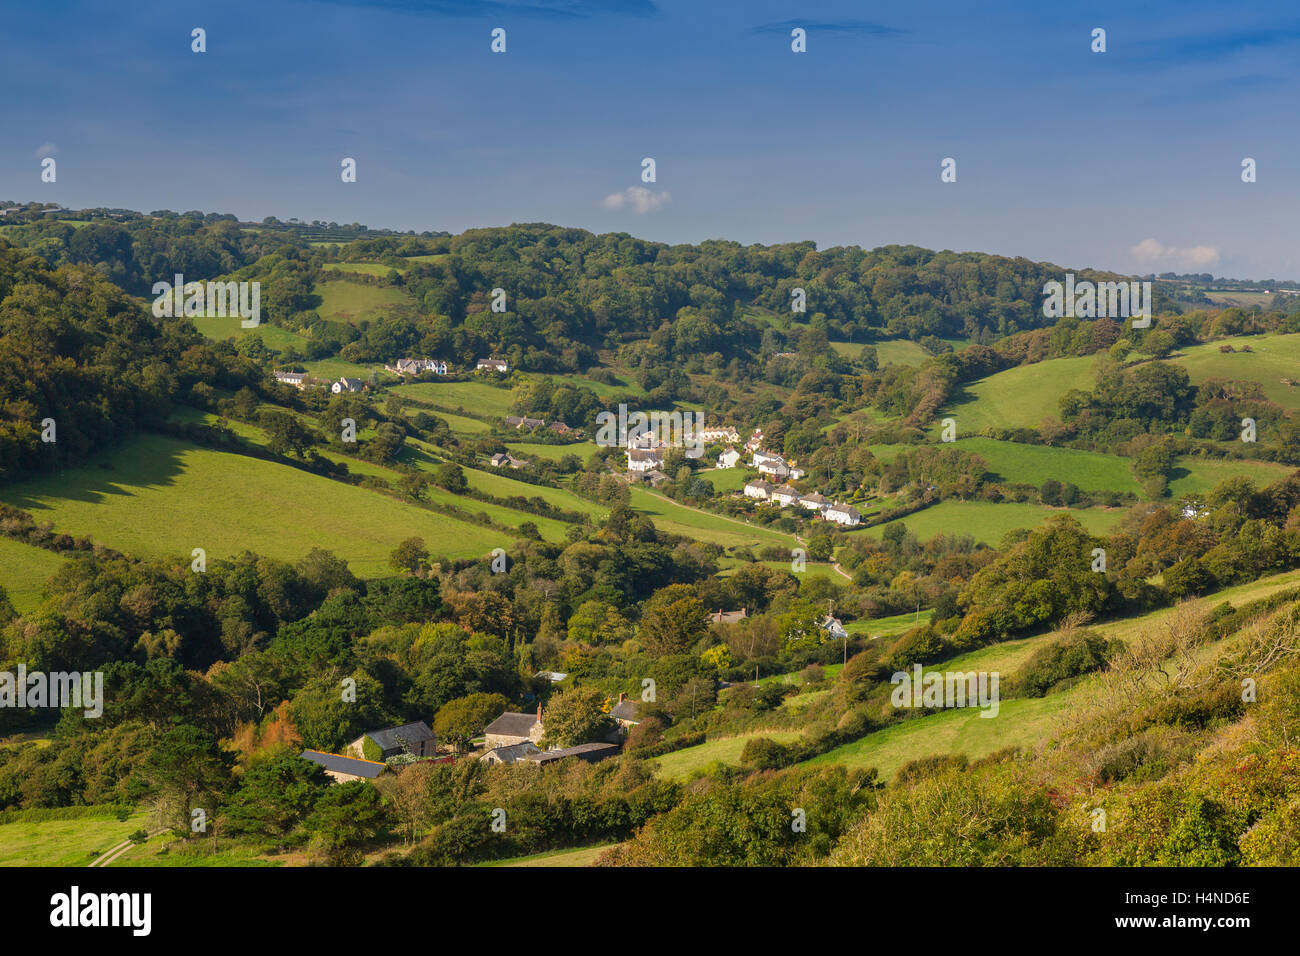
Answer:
[4, 197, 1298, 289]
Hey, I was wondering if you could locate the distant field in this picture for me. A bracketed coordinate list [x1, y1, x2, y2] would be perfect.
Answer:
[699, 467, 749, 492]
[322, 261, 402, 277]
[1167, 455, 1295, 497]
[867, 499, 1124, 545]
[424, 409, 491, 433]
[653, 730, 805, 781]
[188, 315, 311, 351]
[844, 609, 929, 639]
[831, 338, 964, 366]
[300, 357, 385, 382]
[953, 437, 1140, 494]
[504, 440, 598, 462]
[0, 434, 507, 575]
[0, 537, 65, 613]
[391, 381, 517, 418]
[1165, 333, 1300, 414]
[315, 280, 416, 324]
[938, 355, 1098, 434]
[627, 487, 796, 551]
[1201, 291, 1279, 308]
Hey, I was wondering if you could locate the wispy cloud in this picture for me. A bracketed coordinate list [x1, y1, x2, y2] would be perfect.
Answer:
[33, 142, 57, 159]
[601, 186, 670, 214]
[751, 19, 907, 38]
[1131, 238, 1221, 272]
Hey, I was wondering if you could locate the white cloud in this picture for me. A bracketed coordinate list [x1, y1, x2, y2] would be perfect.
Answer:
[33, 142, 57, 159]
[601, 186, 671, 214]
[1130, 237, 1221, 271]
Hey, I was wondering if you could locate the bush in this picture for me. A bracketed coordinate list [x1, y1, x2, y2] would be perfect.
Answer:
[1007, 630, 1121, 698]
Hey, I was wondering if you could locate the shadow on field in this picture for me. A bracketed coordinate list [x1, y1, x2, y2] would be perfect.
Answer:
[0, 434, 187, 512]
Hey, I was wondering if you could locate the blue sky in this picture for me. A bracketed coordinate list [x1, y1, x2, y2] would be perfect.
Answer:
[4, 0, 1299, 279]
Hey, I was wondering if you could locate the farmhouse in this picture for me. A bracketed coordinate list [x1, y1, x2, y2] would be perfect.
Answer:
[609, 692, 641, 730]
[490, 452, 509, 467]
[770, 484, 801, 507]
[300, 750, 386, 784]
[477, 358, 510, 373]
[549, 421, 575, 435]
[347, 720, 436, 760]
[386, 357, 447, 376]
[821, 615, 849, 640]
[483, 706, 544, 748]
[331, 377, 364, 393]
[800, 492, 830, 511]
[743, 479, 773, 500]
[273, 370, 308, 389]
[716, 448, 741, 469]
[626, 448, 663, 473]
[823, 503, 862, 527]
[700, 425, 741, 443]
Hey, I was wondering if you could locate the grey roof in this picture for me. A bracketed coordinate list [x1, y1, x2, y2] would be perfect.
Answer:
[520, 743, 620, 764]
[483, 711, 541, 738]
[365, 721, 433, 751]
[482, 741, 542, 763]
[610, 700, 639, 721]
[301, 750, 385, 778]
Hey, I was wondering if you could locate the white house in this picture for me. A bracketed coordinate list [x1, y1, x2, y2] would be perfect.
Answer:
[823, 503, 862, 527]
[273, 370, 308, 389]
[716, 448, 741, 469]
[743, 479, 773, 500]
[476, 358, 510, 374]
[331, 377, 364, 393]
[744, 428, 765, 452]
[770, 485, 801, 507]
[626, 448, 663, 473]
[757, 459, 791, 480]
[701, 426, 741, 444]
[821, 615, 849, 641]
[799, 492, 830, 511]
[387, 357, 447, 376]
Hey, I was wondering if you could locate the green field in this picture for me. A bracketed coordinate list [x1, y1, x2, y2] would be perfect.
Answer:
[627, 487, 797, 551]
[322, 261, 403, 277]
[937, 355, 1098, 434]
[652, 730, 805, 781]
[700, 467, 750, 492]
[0, 811, 149, 866]
[189, 315, 311, 351]
[476, 843, 619, 867]
[391, 381, 517, 418]
[1165, 333, 1300, 414]
[0, 434, 507, 575]
[315, 280, 416, 324]
[0, 537, 66, 613]
[867, 499, 1124, 545]
[504, 440, 598, 462]
[952, 437, 1141, 494]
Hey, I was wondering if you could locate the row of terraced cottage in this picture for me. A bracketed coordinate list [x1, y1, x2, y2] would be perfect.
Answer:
[297, 693, 641, 783]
